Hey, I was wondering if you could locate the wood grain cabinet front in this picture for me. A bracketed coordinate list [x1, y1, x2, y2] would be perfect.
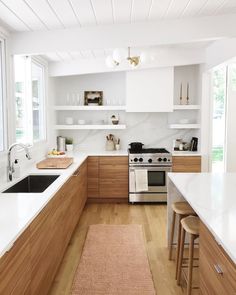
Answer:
[0, 228, 31, 295]
[0, 160, 88, 295]
[87, 156, 99, 198]
[99, 156, 128, 198]
[199, 222, 236, 295]
[30, 160, 87, 295]
[172, 156, 201, 172]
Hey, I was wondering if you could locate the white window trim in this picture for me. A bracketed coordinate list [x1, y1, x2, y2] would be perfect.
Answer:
[0, 37, 8, 154]
[31, 57, 47, 144]
[13, 56, 48, 146]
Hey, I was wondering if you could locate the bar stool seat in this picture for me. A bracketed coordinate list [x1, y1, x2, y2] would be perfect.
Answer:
[181, 216, 199, 235]
[172, 202, 195, 216]
[169, 202, 195, 262]
[177, 216, 200, 295]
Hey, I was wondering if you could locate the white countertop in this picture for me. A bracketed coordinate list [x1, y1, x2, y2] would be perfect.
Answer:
[172, 151, 201, 156]
[168, 172, 236, 264]
[0, 150, 128, 258]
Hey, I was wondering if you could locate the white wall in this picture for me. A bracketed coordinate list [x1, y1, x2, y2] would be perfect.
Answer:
[51, 69, 200, 152]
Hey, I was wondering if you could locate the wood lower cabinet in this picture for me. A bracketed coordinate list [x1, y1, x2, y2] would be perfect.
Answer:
[0, 160, 87, 295]
[0, 228, 31, 295]
[87, 156, 129, 200]
[30, 160, 87, 295]
[99, 156, 128, 198]
[199, 222, 236, 295]
[87, 156, 99, 198]
[172, 156, 201, 172]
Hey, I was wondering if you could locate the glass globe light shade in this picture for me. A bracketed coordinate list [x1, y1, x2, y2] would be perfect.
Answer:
[105, 55, 115, 68]
[140, 52, 150, 64]
[112, 48, 126, 63]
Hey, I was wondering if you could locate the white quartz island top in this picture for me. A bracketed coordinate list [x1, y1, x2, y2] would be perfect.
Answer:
[168, 172, 236, 264]
[0, 150, 128, 258]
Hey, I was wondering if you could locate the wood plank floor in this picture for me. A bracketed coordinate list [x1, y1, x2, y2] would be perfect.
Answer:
[49, 203, 198, 295]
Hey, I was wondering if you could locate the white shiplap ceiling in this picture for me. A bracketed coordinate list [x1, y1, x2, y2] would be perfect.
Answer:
[0, 0, 236, 32]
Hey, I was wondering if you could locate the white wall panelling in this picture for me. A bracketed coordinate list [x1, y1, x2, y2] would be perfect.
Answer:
[126, 67, 174, 112]
[48, 47, 206, 76]
[0, 0, 236, 32]
[9, 14, 236, 55]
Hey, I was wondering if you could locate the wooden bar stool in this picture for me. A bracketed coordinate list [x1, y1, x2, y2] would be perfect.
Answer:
[177, 216, 199, 295]
[168, 202, 196, 279]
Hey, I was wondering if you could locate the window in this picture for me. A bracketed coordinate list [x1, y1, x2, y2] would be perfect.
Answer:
[0, 40, 5, 152]
[211, 66, 227, 172]
[14, 56, 46, 144]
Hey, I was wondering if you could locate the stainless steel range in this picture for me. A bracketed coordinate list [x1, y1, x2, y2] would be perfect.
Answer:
[129, 147, 172, 203]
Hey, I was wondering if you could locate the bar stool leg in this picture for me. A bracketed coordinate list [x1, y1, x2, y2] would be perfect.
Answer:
[187, 234, 195, 295]
[175, 215, 184, 280]
[177, 225, 185, 285]
[169, 210, 176, 260]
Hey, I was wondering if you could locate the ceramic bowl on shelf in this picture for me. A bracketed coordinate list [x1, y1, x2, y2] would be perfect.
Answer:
[78, 119, 85, 125]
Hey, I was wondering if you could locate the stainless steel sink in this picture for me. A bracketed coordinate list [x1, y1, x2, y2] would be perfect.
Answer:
[2, 175, 60, 193]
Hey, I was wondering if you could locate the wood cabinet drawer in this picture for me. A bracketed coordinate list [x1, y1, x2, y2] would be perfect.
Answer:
[172, 156, 201, 172]
[99, 156, 128, 166]
[199, 222, 236, 294]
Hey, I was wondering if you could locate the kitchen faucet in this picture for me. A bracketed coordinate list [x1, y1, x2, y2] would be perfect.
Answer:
[7, 143, 31, 181]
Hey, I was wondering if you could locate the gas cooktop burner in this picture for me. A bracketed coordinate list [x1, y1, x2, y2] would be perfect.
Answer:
[129, 148, 170, 154]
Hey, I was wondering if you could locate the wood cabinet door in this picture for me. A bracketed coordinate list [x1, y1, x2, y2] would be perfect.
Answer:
[199, 222, 236, 294]
[87, 156, 99, 198]
[0, 228, 31, 295]
[99, 156, 128, 198]
[172, 156, 201, 172]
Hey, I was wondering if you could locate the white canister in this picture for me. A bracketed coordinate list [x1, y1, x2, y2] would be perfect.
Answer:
[106, 140, 114, 151]
[115, 144, 120, 150]
[65, 117, 73, 125]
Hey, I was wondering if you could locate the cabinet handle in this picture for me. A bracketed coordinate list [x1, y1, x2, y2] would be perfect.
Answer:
[214, 264, 223, 275]
[72, 170, 80, 177]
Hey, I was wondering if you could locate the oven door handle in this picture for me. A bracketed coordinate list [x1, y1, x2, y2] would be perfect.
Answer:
[129, 167, 172, 172]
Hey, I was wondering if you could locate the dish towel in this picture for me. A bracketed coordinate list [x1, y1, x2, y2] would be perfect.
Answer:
[135, 169, 148, 192]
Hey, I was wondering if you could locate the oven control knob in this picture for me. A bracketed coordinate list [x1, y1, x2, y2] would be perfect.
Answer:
[163, 158, 167, 162]
[158, 158, 162, 162]
[148, 158, 152, 163]
[134, 158, 138, 162]
[139, 158, 143, 162]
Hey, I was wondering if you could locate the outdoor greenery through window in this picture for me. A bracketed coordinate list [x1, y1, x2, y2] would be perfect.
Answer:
[0, 40, 4, 152]
[211, 67, 227, 172]
[14, 56, 46, 144]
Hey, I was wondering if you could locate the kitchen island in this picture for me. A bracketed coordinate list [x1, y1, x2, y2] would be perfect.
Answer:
[168, 172, 236, 294]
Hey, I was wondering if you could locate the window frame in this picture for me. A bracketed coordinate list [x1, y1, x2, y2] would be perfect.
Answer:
[31, 57, 47, 144]
[13, 55, 47, 146]
[0, 37, 7, 153]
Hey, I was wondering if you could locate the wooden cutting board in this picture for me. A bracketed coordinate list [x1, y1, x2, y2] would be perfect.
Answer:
[36, 157, 74, 169]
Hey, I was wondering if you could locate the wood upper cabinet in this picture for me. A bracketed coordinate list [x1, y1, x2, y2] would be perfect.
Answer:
[126, 67, 174, 112]
[0, 228, 31, 295]
[199, 222, 236, 295]
[99, 156, 128, 198]
[87, 156, 99, 198]
[172, 156, 201, 172]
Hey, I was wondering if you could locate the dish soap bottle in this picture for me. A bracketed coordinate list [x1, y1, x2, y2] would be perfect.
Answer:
[13, 159, 20, 178]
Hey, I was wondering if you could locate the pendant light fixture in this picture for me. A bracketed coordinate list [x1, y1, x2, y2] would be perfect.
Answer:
[105, 47, 150, 68]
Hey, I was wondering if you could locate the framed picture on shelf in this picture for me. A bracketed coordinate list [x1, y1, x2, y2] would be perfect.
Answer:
[84, 91, 103, 106]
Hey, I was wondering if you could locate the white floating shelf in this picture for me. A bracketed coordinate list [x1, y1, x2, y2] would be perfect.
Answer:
[169, 124, 200, 129]
[54, 105, 126, 111]
[173, 105, 201, 110]
[54, 124, 126, 130]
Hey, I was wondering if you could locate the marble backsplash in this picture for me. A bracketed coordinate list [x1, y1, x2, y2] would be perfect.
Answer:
[58, 112, 200, 152]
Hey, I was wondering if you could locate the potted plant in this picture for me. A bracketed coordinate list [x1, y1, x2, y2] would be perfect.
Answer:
[66, 137, 74, 152]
